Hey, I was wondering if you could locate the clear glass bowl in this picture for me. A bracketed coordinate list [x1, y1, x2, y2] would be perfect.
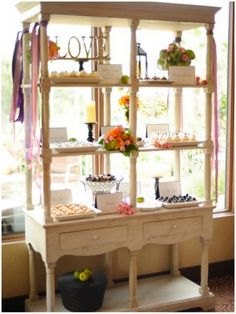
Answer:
[82, 178, 123, 195]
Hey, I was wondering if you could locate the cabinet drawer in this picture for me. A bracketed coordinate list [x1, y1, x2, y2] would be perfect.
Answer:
[144, 217, 202, 241]
[60, 225, 128, 250]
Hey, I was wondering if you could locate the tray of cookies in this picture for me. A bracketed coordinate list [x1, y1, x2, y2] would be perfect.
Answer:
[51, 203, 98, 221]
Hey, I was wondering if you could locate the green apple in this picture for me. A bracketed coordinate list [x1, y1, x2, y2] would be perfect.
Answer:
[68, 137, 77, 142]
[120, 75, 129, 84]
[79, 271, 90, 282]
[137, 196, 145, 203]
[73, 270, 81, 280]
[84, 267, 93, 277]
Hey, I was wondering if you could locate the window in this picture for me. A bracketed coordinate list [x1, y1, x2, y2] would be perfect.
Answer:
[108, 10, 230, 210]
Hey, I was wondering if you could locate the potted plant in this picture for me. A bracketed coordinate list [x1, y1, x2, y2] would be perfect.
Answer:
[157, 43, 196, 84]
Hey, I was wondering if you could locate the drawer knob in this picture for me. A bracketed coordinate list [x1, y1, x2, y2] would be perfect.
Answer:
[172, 224, 177, 230]
[92, 235, 98, 240]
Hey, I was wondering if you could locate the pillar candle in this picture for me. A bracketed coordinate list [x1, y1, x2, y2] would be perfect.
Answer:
[85, 101, 96, 123]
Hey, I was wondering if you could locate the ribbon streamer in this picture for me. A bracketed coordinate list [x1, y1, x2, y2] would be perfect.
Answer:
[23, 23, 40, 163]
[10, 31, 24, 123]
[27, 22, 41, 183]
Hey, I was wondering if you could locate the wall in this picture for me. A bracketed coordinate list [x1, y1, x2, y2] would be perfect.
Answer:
[2, 215, 234, 299]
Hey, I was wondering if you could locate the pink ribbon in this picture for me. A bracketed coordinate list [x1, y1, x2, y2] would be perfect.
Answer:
[31, 23, 39, 142]
[24, 23, 40, 164]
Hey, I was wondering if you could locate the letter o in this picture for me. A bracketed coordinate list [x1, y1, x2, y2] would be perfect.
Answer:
[68, 36, 81, 58]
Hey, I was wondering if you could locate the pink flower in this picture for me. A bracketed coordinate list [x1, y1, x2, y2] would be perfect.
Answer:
[182, 54, 190, 62]
[153, 140, 172, 149]
[117, 202, 135, 215]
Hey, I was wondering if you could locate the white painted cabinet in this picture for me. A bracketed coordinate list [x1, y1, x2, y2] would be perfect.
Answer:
[25, 205, 215, 311]
[16, 1, 220, 312]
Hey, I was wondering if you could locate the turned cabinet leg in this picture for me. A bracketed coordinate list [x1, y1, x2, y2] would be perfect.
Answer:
[28, 244, 39, 301]
[199, 237, 210, 295]
[45, 262, 56, 312]
[105, 252, 114, 288]
[129, 250, 139, 309]
[170, 244, 181, 277]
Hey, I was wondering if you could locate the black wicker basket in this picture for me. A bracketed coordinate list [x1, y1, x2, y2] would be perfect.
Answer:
[57, 272, 107, 312]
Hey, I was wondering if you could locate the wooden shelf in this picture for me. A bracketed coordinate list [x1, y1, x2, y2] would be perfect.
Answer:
[46, 141, 208, 158]
[49, 80, 131, 88]
[49, 80, 208, 89]
[25, 275, 215, 312]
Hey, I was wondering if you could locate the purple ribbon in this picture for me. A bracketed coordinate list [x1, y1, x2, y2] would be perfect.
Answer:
[10, 31, 24, 123]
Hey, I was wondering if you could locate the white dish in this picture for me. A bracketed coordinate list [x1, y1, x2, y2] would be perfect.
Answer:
[51, 145, 101, 153]
[141, 79, 174, 84]
[52, 212, 96, 221]
[138, 206, 161, 212]
[52, 207, 101, 221]
[168, 141, 202, 147]
[137, 202, 162, 211]
[161, 201, 201, 209]
[152, 141, 203, 148]
[51, 77, 103, 84]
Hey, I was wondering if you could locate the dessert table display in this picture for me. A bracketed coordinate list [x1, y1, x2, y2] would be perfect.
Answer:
[15, 1, 220, 312]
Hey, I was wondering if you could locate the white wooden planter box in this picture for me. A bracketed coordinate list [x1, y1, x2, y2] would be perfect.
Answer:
[168, 66, 195, 84]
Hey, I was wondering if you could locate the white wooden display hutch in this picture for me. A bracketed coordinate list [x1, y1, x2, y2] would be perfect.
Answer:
[16, 1, 220, 312]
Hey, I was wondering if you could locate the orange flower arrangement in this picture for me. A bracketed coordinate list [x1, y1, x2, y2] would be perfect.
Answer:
[27, 40, 60, 63]
[48, 40, 60, 60]
[98, 125, 138, 157]
[119, 93, 140, 121]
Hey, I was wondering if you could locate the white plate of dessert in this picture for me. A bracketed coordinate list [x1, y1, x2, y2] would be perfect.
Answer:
[50, 71, 103, 84]
[141, 79, 174, 84]
[150, 131, 203, 148]
[52, 77, 102, 84]
[165, 141, 203, 147]
[138, 204, 162, 211]
[51, 141, 101, 153]
[51, 203, 99, 221]
[159, 194, 202, 209]
[161, 200, 202, 209]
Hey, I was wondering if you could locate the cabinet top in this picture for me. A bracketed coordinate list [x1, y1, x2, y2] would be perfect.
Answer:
[16, 2, 220, 31]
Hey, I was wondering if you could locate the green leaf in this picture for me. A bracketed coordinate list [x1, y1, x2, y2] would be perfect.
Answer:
[98, 137, 104, 145]
[185, 49, 195, 59]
